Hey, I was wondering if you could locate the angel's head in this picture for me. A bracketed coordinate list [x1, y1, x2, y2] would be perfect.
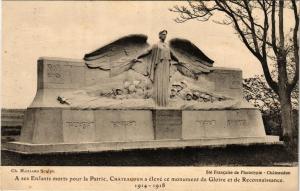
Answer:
[159, 30, 168, 42]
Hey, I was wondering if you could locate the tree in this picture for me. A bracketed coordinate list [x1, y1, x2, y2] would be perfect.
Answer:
[170, 0, 299, 145]
[243, 75, 298, 136]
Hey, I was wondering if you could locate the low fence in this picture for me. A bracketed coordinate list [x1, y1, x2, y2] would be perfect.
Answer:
[1, 109, 25, 142]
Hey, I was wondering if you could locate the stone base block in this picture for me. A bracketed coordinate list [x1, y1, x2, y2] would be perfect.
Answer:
[9, 107, 282, 154]
[182, 110, 266, 139]
[3, 136, 281, 154]
[20, 108, 154, 144]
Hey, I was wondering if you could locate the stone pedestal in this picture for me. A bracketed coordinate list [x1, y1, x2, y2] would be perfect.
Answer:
[5, 107, 281, 154]
[153, 110, 182, 140]
[3, 57, 281, 154]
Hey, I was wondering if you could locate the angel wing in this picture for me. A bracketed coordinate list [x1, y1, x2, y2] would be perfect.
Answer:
[169, 38, 214, 75]
[172, 62, 198, 80]
[84, 34, 150, 76]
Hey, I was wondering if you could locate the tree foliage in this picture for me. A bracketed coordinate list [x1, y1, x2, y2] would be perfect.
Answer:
[243, 75, 298, 115]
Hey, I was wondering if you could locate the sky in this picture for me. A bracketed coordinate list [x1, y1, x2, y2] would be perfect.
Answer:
[2, 1, 266, 108]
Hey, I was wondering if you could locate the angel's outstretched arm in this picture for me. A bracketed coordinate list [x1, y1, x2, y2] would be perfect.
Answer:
[170, 51, 179, 62]
[137, 47, 152, 59]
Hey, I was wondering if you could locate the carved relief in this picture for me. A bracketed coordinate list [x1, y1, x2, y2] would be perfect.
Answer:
[46, 64, 64, 83]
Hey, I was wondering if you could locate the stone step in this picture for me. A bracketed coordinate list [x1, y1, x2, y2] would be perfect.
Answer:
[1, 121, 24, 126]
[3, 136, 282, 154]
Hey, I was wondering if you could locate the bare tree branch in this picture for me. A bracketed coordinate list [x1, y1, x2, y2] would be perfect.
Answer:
[170, 0, 297, 95]
[271, 0, 278, 55]
[242, 0, 260, 54]
[214, 1, 258, 56]
[257, 0, 269, 60]
[288, 0, 299, 92]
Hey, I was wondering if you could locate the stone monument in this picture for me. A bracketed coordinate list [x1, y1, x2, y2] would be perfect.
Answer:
[4, 31, 280, 154]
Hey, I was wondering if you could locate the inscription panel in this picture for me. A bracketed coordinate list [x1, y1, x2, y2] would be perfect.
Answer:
[95, 110, 154, 142]
[42, 61, 73, 89]
[196, 120, 216, 127]
[227, 119, 247, 127]
[38, 59, 86, 89]
[65, 121, 94, 129]
[111, 120, 136, 128]
[183, 111, 226, 139]
[62, 110, 95, 143]
[225, 110, 265, 137]
[182, 109, 266, 139]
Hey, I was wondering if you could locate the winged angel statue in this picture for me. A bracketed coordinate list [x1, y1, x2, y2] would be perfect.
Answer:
[84, 30, 214, 106]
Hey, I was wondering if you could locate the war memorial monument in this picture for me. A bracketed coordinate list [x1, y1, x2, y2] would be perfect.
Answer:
[4, 31, 280, 154]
